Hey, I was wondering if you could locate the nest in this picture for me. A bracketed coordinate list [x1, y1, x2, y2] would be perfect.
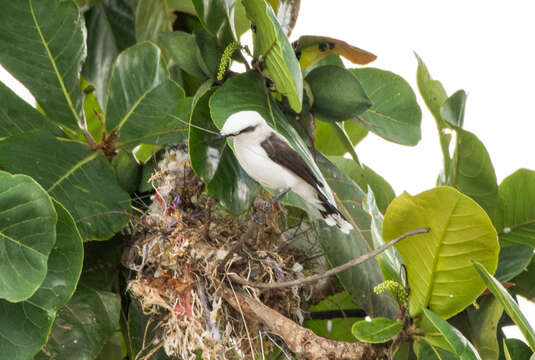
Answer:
[123, 147, 319, 359]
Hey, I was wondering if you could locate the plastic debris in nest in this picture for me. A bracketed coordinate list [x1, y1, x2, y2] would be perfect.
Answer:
[124, 146, 313, 359]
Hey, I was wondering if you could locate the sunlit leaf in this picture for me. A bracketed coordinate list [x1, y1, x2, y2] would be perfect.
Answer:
[314, 120, 367, 156]
[441, 89, 467, 128]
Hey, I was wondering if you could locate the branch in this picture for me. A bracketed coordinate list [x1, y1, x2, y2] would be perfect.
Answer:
[229, 227, 430, 289]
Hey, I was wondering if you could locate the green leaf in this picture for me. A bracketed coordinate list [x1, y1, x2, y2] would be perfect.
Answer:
[413, 338, 461, 360]
[243, 0, 303, 112]
[351, 317, 403, 343]
[159, 31, 207, 78]
[465, 296, 504, 360]
[0, 0, 86, 133]
[194, 29, 224, 78]
[503, 338, 533, 360]
[0, 81, 54, 137]
[36, 287, 121, 360]
[96, 332, 124, 360]
[0, 130, 131, 240]
[312, 154, 398, 318]
[134, 0, 172, 42]
[423, 308, 482, 360]
[328, 156, 395, 214]
[494, 245, 533, 282]
[106, 42, 187, 149]
[351, 68, 422, 145]
[306, 65, 371, 122]
[493, 169, 535, 247]
[314, 120, 367, 156]
[304, 291, 362, 342]
[0, 200, 83, 360]
[79, 236, 123, 292]
[452, 129, 498, 215]
[441, 89, 467, 128]
[0, 173, 56, 302]
[473, 262, 535, 351]
[384, 187, 499, 318]
[83, 0, 136, 107]
[126, 299, 168, 360]
[191, 0, 236, 47]
[112, 148, 141, 193]
[511, 256, 535, 299]
[190, 84, 260, 214]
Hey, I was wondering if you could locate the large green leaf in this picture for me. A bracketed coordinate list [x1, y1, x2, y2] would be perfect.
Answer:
[351, 317, 403, 343]
[511, 257, 535, 299]
[36, 287, 121, 360]
[190, 84, 259, 214]
[133, 0, 172, 42]
[494, 245, 533, 282]
[0, 200, 83, 360]
[503, 338, 533, 360]
[0, 130, 131, 240]
[328, 156, 395, 214]
[0, 0, 86, 132]
[159, 31, 207, 78]
[384, 187, 499, 318]
[191, 0, 237, 47]
[351, 68, 422, 145]
[314, 120, 367, 156]
[243, 0, 303, 112]
[306, 65, 371, 122]
[422, 308, 482, 360]
[466, 296, 503, 360]
[474, 262, 535, 351]
[452, 129, 498, 215]
[493, 169, 535, 247]
[0, 81, 53, 137]
[105, 42, 186, 148]
[413, 338, 459, 360]
[194, 28, 224, 78]
[83, 0, 136, 108]
[0, 173, 56, 302]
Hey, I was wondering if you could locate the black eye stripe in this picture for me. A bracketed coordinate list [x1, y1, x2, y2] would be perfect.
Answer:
[236, 125, 257, 135]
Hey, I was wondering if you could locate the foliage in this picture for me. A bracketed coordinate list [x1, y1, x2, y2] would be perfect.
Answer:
[0, 1, 533, 359]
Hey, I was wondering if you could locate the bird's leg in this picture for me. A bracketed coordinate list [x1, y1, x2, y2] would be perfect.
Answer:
[271, 187, 292, 204]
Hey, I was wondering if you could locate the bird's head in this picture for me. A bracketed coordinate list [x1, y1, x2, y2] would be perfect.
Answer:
[212, 111, 266, 142]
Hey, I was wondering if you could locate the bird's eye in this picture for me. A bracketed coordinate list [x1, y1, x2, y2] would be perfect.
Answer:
[318, 42, 328, 52]
[295, 51, 301, 60]
[328, 42, 335, 50]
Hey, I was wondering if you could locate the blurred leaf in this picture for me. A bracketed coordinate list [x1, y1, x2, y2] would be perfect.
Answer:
[351, 68, 422, 145]
[243, 0, 303, 112]
[79, 235, 123, 292]
[452, 129, 498, 215]
[466, 296, 503, 360]
[159, 31, 206, 78]
[384, 187, 499, 318]
[304, 291, 362, 342]
[441, 89, 467, 128]
[96, 332, 124, 360]
[134, 0, 173, 42]
[423, 308, 482, 359]
[190, 84, 259, 214]
[112, 149, 141, 193]
[191, 0, 236, 47]
[0, 0, 86, 132]
[0, 130, 131, 240]
[474, 262, 535, 350]
[1, 200, 83, 360]
[314, 119, 367, 156]
[193, 28, 224, 78]
[493, 169, 535, 247]
[36, 287, 121, 360]
[0, 173, 56, 302]
[351, 317, 403, 343]
[127, 299, 168, 360]
[413, 338, 462, 360]
[511, 257, 535, 299]
[503, 338, 533, 360]
[0, 81, 54, 136]
[83, 0, 136, 108]
[494, 245, 533, 282]
[294, 35, 376, 69]
[328, 156, 395, 214]
[105, 42, 187, 149]
[306, 65, 371, 122]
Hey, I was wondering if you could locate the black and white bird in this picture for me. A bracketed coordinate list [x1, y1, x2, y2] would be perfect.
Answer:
[214, 111, 353, 234]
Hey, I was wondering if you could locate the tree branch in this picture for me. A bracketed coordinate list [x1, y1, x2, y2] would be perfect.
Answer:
[229, 227, 430, 289]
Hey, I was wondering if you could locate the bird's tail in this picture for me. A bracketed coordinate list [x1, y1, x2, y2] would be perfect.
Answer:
[316, 190, 353, 234]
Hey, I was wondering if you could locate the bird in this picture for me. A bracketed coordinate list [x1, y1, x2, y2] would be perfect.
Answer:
[213, 111, 353, 234]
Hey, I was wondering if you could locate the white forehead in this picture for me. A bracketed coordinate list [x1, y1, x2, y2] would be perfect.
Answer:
[221, 111, 266, 134]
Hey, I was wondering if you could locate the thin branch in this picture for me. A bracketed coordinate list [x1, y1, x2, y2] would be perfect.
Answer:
[217, 220, 261, 274]
[229, 227, 430, 289]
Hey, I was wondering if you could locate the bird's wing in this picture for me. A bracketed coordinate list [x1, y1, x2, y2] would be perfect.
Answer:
[260, 132, 323, 188]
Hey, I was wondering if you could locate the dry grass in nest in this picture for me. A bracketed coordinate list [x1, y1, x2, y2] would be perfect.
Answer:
[123, 147, 316, 359]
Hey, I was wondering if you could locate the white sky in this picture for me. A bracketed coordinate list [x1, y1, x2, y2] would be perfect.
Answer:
[0, 0, 533, 345]
[291, 0, 535, 342]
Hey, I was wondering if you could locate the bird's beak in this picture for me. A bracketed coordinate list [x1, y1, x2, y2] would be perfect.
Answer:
[211, 133, 230, 144]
